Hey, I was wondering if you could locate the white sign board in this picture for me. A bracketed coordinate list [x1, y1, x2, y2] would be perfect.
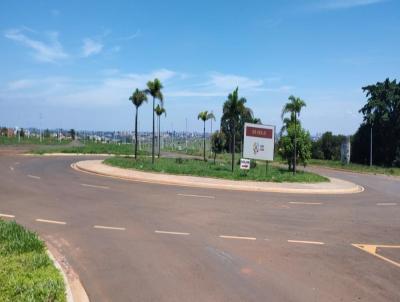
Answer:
[243, 123, 275, 161]
[240, 158, 250, 170]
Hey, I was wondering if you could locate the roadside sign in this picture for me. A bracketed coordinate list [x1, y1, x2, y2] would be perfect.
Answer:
[243, 123, 275, 161]
[240, 158, 250, 170]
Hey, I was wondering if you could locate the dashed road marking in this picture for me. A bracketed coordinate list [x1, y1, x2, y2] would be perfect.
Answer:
[376, 203, 397, 206]
[177, 193, 215, 199]
[289, 202, 322, 205]
[219, 235, 257, 241]
[352, 244, 400, 268]
[81, 183, 110, 190]
[9, 166, 14, 171]
[288, 240, 325, 245]
[94, 225, 125, 231]
[27, 174, 41, 179]
[36, 218, 66, 225]
[155, 230, 190, 236]
[0, 213, 15, 218]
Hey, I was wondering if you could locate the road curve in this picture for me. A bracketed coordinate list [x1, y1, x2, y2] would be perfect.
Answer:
[1, 155, 399, 302]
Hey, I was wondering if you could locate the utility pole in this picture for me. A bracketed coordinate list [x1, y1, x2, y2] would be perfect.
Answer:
[185, 118, 188, 150]
[39, 113, 43, 142]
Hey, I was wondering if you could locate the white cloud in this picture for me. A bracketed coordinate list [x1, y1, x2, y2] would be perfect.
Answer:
[4, 28, 68, 63]
[320, 0, 386, 9]
[209, 73, 264, 90]
[81, 38, 103, 57]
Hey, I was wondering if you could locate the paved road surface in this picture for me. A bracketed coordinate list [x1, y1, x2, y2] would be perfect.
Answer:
[0, 155, 399, 301]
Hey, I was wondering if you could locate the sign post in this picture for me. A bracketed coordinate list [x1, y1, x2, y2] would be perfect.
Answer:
[243, 123, 275, 176]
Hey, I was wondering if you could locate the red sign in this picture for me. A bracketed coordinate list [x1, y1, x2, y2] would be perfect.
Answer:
[246, 127, 273, 139]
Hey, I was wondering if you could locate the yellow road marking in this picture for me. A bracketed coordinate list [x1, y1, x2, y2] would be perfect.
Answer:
[352, 244, 400, 268]
[94, 225, 125, 231]
[289, 202, 322, 205]
[0, 213, 15, 218]
[81, 183, 110, 189]
[155, 230, 190, 236]
[288, 240, 325, 245]
[219, 235, 257, 241]
[177, 193, 215, 199]
[27, 174, 41, 179]
[36, 219, 66, 225]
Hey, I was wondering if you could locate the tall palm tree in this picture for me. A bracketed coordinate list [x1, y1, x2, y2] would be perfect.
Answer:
[145, 79, 164, 164]
[129, 89, 148, 159]
[207, 111, 216, 157]
[281, 95, 306, 174]
[154, 104, 166, 157]
[222, 87, 246, 172]
[198, 111, 214, 161]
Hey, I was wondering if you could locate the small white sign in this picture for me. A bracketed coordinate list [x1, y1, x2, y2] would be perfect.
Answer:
[243, 123, 275, 161]
[240, 158, 251, 170]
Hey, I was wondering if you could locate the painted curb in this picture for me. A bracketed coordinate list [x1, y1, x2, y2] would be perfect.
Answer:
[46, 244, 90, 302]
[72, 160, 364, 195]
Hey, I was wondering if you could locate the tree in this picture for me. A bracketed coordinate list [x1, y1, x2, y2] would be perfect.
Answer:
[154, 104, 166, 157]
[279, 123, 312, 170]
[211, 131, 226, 164]
[129, 89, 148, 159]
[222, 87, 246, 171]
[197, 111, 215, 161]
[145, 79, 163, 164]
[69, 129, 76, 140]
[352, 78, 400, 166]
[311, 132, 346, 160]
[44, 129, 50, 138]
[281, 95, 306, 174]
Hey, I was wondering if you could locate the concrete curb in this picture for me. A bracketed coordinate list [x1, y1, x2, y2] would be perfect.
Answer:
[46, 243, 90, 302]
[72, 160, 364, 195]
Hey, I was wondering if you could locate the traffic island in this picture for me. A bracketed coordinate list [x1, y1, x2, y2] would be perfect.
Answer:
[73, 159, 364, 194]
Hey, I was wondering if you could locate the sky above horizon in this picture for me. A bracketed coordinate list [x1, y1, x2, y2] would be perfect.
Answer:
[0, 0, 399, 135]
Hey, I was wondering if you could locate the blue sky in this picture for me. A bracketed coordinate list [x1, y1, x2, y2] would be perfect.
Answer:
[0, 0, 399, 134]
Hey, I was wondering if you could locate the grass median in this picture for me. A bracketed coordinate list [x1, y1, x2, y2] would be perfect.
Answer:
[309, 159, 400, 176]
[32, 141, 148, 156]
[104, 156, 328, 183]
[0, 219, 66, 302]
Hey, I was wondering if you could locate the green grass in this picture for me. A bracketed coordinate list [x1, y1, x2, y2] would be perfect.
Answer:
[32, 141, 148, 156]
[104, 156, 328, 183]
[0, 136, 70, 145]
[0, 219, 66, 302]
[309, 159, 400, 176]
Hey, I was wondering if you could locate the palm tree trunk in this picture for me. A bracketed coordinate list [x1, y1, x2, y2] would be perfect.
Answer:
[203, 121, 206, 161]
[293, 114, 297, 175]
[135, 107, 138, 159]
[152, 97, 155, 164]
[231, 122, 235, 172]
[158, 115, 161, 158]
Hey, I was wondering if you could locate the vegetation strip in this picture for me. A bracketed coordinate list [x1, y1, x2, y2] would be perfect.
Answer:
[104, 157, 328, 183]
[0, 219, 66, 301]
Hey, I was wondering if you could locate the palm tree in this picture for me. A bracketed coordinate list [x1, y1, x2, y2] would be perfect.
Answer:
[198, 111, 214, 161]
[145, 79, 164, 164]
[281, 95, 306, 174]
[129, 89, 148, 159]
[208, 111, 216, 157]
[154, 104, 166, 157]
[222, 87, 246, 172]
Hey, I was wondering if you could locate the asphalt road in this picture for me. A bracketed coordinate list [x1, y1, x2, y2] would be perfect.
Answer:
[0, 155, 399, 302]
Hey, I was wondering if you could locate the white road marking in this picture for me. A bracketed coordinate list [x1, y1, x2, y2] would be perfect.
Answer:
[177, 193, 215, 199]
[27, 174, 41, 179]
[0, 213, 15, 218]
[15, 162, 20, 165]
[9, 166, 14, 171]
[219, 235, 257, 241]
[94, 225, 125, 231]
[155, 230, 190, 236]
[81, 183, 110, 190]
[36, 219, 66, 225]
[288, 240, 325, 245]
[376, 203, 397, 206]
[289, 202, 322, 205]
